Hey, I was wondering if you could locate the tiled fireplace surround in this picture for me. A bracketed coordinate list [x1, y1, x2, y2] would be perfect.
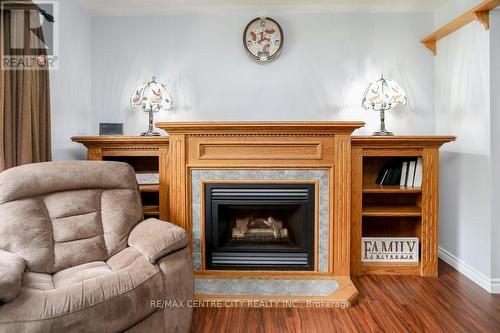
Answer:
[191, 169, 341, 297]
[191, 169, 330, 272]
[156, 122, 364, 304]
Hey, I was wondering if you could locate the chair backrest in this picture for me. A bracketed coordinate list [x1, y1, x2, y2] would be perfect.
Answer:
[0, 161, 143, 273]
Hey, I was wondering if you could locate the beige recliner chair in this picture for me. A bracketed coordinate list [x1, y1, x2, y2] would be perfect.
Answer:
[0, 161, 193, 332]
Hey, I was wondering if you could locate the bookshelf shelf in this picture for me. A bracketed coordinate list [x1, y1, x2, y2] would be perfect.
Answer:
[143, 205, 160, 215]
[362, 205, 422, 217]
[362, 184, 422, 194]
[351, 136, 455, 277]
[139, 184, 160, 192]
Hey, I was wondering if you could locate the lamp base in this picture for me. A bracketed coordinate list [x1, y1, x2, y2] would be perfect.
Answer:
[140, 130, 161, 136]
[372, 130, 394, 136]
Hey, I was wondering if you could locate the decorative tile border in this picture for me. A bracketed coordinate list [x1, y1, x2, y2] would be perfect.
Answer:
[195, 278, 339, 296]
[191, 169, 330, 272]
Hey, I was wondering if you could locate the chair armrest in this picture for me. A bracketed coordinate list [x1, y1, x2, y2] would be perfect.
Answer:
[128, 218, 188, 264]
[0, 249, 25, 303]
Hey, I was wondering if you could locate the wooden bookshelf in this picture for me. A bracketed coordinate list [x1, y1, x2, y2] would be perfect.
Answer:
[351, 136, 455, 277]
[71, 136, 169, 220]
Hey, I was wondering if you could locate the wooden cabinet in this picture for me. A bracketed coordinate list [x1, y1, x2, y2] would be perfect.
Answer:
[71, 136, 170, 220]
[350, 136, 455, 277]
[72, 130, 455, 279]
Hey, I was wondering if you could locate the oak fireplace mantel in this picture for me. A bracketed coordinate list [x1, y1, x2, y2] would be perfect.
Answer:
[155, 121, 364, 277]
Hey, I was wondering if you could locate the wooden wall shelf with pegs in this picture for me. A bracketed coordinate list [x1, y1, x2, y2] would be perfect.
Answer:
[421, 0, 500, 55]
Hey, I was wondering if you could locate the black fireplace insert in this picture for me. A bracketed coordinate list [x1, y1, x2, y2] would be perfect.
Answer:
[204, 183, 315, 270]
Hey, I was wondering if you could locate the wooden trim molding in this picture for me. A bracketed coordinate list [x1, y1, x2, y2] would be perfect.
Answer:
[159, 147, 170, 220]
[168, 134, 189, 231]
[350, 148, 363, 275]
[87, 147, 102, 161]
[156, 121, 364, 135]
[421, 0, 500, 55]
[72, 136, 169, 146]
[332, 134, 352, 275]
[197, 142, 323, 160]
[421, 148, 440, 277]
[352, 136, 456, 148]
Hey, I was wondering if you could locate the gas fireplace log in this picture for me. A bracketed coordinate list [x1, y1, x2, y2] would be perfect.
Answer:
[232, 216, 288, 240]
[232, 227, 288, 240]
[235, 217, 283, 230]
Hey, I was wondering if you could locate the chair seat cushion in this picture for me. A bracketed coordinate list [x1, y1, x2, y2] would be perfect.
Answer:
[0, 247, 163, 333]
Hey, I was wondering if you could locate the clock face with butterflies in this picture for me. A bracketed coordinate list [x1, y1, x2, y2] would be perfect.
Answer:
[243, 17, 284, 62]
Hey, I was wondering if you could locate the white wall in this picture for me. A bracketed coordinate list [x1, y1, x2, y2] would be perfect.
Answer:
[433, 0, 479, 27]
[90, 10, 434, 136]
[435, 20, 491, 282]
[490, 9, 500, 286]
[434, 0, 500, 292]
[47, 0, 92, 160]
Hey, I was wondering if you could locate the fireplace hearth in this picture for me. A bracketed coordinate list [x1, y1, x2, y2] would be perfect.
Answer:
[205, 183, 315, 270]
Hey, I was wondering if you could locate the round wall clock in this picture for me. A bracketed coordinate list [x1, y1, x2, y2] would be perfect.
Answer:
[243, 17, 284, 62]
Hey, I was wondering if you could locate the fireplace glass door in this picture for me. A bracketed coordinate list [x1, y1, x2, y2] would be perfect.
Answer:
[205, 184, 315, 270]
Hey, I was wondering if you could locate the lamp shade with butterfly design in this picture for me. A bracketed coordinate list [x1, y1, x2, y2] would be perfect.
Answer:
[362, 74, 407, 136]
[130, 76, 174, 136]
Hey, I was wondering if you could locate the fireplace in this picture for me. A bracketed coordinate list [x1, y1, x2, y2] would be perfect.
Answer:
[204, 183, 315, 270]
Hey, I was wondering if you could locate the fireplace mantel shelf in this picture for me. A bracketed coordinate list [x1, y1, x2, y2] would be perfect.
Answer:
[156, 121, 365, 135]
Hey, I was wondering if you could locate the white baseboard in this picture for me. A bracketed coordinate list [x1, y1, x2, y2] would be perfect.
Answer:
[438, 247, 498, 294]
[491, 279, 500, 293]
